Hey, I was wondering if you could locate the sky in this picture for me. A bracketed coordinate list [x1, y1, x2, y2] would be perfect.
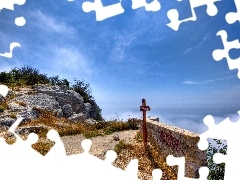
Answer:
[1, 0, 240, 132]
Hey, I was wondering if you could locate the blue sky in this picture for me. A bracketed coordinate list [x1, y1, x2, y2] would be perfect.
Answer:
[1, 0, 240, 127]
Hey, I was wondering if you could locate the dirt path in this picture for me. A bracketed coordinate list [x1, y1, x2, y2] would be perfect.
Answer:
[60, 130, 139, 159]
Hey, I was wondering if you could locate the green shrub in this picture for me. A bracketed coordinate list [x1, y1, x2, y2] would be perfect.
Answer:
[114, 140, 128, 154]
[0, 106, 5, 112]
[207, 139, 227, 180]
[9, 113, 17, 119]
[0, 101, 8, 112]
[127, 118, 140, 130]
[135, 131, 143, 142]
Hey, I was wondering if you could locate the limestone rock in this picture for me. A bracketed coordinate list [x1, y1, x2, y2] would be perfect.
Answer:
[113, 134, 120, 141]
[0, 95, 4, 103]
[68, 113, 87, 123]
[62, 104, 73, 117]
[83, 118, 98, 125]
[0, 84, 102, 128]
[147, 116, 159, 122]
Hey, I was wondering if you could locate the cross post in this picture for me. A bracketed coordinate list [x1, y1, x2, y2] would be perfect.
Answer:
[140, 98, 150, 146]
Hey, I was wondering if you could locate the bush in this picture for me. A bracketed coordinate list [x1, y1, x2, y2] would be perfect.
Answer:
[207, 139, 227, 180]
[0, 101, 8, 112]
[0, 106, 5, 112]
[9, 113, 17, 119]
[114, 140, 128, 154]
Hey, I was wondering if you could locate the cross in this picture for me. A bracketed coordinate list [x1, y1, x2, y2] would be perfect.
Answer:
[140, 98, 150, 146]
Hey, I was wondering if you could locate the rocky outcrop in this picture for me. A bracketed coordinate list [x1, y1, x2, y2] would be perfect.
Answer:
[0, 84, 102, 129]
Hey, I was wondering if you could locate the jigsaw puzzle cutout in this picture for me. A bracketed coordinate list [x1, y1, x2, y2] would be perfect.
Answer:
[0, 118, 143, 180]
[0, 83, 142, 179]
[212, 30, 240, 78]
[82, 0, 161, 21]
[0, 42, 21, 58]
[0, 0, 26, 58]
[198, 112, 240, 180]
[1, 85, 240, 179]
[82, 0, 125, 21]
[0, 0, 26, 11]
[0, 84, 9, 98]
[167, 0, 220, 31]
[225, 0, 240, 24]
[166, 155, 209, 180]
[131, 0, 161, 12]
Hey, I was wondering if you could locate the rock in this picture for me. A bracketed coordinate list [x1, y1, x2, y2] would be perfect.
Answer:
[84, 103, 92, 114]
[8, 102, 28, 112]
[113, 134, 120, 141]
[0, 119, 15, 128]
[147, 116, 159, 122]
[0, 84, 102, 126]
[62, 104, 73, 117]
[68, 113, 87, 123]
[83, 118, 97, 125]
[15, 125, 49, 136]
[17, 110, 39, 121]
[0, 95, 4, 102]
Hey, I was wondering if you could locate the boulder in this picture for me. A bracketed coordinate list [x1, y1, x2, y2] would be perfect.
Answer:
[62, 104, 73, 117]
[113, 134, 120, 141]
[68, 113, 87, 123]
[0, 95, 4, 103]
[0, 84, 102, 128]
[83, 118, 98, 125]
[147, 116, 159, 122]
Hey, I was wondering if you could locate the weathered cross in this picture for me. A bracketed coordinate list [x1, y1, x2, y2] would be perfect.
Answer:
[140, 98, 150, 146]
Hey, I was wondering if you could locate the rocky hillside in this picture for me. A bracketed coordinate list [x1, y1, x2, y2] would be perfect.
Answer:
[0, 84, 102, 131]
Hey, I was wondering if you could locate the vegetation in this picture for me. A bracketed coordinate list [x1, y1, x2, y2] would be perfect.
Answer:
[114, 140, 129, 154]
[0, 101, 8, 112]
[9, 113, 17, 119]
[14, 109, 140, 155]
[113, 131, 177, 179]
[207, 139, 227, 180]
[19, 109, 139, 138]
[0, 65, 102, 120]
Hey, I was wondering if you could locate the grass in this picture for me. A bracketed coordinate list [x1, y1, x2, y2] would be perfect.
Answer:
[113, 131, 177, 180]
[32, 139, 55, 156]
[114, 140, 130, 154]
[0, 101, 8, 113]
[16, 101, 27, 107]
[19, 109, 140, 137]
[15, 109, 140, 155]
[9, 113, 17, 119]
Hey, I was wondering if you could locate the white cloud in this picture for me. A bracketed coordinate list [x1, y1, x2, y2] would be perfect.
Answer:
[110, 34, 136, 62]
[29, 10, 76, 35]
[46, 45, 93, 74]
[183, 76, 234, 85]
[183, 33, 210, 54]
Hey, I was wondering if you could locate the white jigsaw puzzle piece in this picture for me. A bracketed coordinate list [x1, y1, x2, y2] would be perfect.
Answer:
[0, 42, 21, 58]
[0, 84, 9, 97]
[0, 118, 43, 180]
[225, 0, 240, 24]
[0, 0, 26, 11]
[167, 0, 221, 31]
[166, 155, 209, 180]
[152, 169, 163, 180]
[62, 139, 139, 180]
[131, 0, 161, 12]
[82, 0, 124, 21]
[212, 30, 240, 78]
[45, 129, 67, 157]
[198, 111, 240, 180]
